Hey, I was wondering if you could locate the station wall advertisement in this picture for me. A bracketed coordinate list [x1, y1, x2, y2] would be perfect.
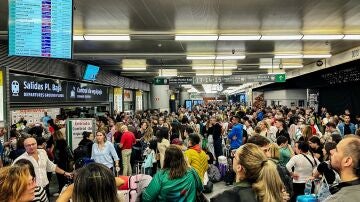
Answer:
[113, 87, 123, 113]
[9, 73, 109, 103]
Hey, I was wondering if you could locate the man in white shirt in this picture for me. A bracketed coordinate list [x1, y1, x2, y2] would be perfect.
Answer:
[13, 137, 72, 196]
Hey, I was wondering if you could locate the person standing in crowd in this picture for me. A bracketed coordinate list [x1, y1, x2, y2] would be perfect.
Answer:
[52, 130, 71, 196]
[308, 136, 324, 161]
[77, 131, 94, 159]
[91, 131, 120, 172]
[142, 145, 203, 202]
[211, 117, 223, 160]
[14, 159, 49, 202]
[119, 125, 136, 176]
[184, 133, 208, 182]
[325, 135, 360, 201]
[41, 112, 51, 128]
[211, 143, 285, 202]
[337, 115, 356, 136]
[156, 127, 170, 169]
[228, 115, 243, 151]
[13, 137, 72, 197]
[57, 163, 122, 202]
[275, 119, 291, 145]
[277, 136, 294, 167]
[286, 141, 319, 201]
[0, 165, 36, 202]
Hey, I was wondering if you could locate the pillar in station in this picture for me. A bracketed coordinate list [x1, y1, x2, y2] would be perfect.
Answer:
[151, 84, 170, 112]
[179, 88, 190, 107]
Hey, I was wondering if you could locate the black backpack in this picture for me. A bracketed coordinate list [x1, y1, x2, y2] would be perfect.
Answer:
[276, 163, 294, 198]
[73, 144, 89, 162]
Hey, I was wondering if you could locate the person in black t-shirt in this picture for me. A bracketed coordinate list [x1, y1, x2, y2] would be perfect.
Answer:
[275, 119, 291, 144]
[309, 136, 324, 162]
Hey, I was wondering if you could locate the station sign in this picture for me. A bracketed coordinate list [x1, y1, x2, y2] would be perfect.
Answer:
[9, 74, 67, 103]
[9, 73, 109, 103]
[154, 74, 286, 85]
[66, 82, 108, 102]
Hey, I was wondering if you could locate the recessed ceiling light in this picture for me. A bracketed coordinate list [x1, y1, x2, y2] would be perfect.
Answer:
[73, 35, 84, 40]
[303, 54, 331, 58]
[192, 66, 237, 70]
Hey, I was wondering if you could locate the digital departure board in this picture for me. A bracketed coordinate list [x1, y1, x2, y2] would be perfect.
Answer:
[8, 0, 73, 59]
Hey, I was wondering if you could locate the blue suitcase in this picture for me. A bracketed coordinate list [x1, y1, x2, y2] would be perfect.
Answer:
[296, 195, 317, 202]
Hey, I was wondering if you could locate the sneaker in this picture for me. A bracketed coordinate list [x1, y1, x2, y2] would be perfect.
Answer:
[52, 193, 60, 197]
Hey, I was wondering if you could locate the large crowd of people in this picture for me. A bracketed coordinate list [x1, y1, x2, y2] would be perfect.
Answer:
[0, 103, 359, 201]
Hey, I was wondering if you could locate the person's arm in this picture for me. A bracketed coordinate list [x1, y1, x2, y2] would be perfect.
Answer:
[227, 126, 237, 139]
[55, 166, 72, 178]
[142, 172, 161, 202]
[285, 156, 296, 174]
[56, 184, 74, 202]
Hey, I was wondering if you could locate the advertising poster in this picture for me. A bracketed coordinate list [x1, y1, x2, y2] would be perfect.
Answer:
[114, 87, 123, 113]
[135, 90, 143, 111]
[10, 108, 60, 125]
[123, 89, 133, 102]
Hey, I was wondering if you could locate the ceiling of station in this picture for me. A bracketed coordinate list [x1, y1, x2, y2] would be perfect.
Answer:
[1, 0, 360, 84]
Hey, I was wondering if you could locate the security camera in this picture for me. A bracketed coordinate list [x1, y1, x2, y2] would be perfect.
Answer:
[232, 49, 235, 54]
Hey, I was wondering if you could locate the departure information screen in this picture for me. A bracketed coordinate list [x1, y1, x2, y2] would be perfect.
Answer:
[8, 0, 73, 59]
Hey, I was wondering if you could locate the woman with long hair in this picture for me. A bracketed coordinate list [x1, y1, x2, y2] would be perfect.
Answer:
[91, 130, 120, 172]
[0, 165, 36, 202]
[211, 143, 284, 202]
[53, 130, 70, 195]
[142, 145, 203, 202]
[156, 127, 170, 168]
[299, 125, 313, 142]
[57, 163, 121, 202]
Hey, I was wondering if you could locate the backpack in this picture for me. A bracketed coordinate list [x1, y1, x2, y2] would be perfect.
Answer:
[276, 163, 294, 198]
[208, 164, 221, 182]
[74, 145, 89, 162]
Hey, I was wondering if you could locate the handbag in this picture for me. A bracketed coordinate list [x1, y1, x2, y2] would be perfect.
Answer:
[316, 176, 332, 201]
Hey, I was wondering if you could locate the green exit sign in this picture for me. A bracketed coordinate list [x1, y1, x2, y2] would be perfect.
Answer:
[153, 78, 169, 85]
[275, 74, 286, 82]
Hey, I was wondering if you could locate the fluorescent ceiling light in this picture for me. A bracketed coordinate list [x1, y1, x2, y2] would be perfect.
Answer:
[187, 55, 216, 60]
[218, 35, 261, 40]
[84, 35, 130, 41]
[216, 55, 246, 60]
[122, 67, 146, 71]
[196, 72, 232, 76]
[175, 34, 218, 41]
[283, 65, 304, 68]
[73, 35, 84, 40]
[303, 54, 331, 58]
[261, 35, 303, 40]
[192, 66, 237, 70]
[159, 69, 177, 77]
[343, 35, 360, 40]
[274, 54, 303, 59]
[302, 35, 344, 40]
[122, 59, 146, 66]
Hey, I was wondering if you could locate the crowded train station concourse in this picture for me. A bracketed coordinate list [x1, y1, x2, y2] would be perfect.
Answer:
[1, 0, 360, 201]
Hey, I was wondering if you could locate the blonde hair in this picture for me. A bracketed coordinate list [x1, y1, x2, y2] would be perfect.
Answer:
[236, 143, 284, 202]
[268, 143, 280, 160]
[53, 130, 65, 141]
[0, 165, 31, 202]
[115, 122, 124, 132]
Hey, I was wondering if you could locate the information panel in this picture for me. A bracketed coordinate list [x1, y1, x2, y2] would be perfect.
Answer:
[8, 0, 73, 59]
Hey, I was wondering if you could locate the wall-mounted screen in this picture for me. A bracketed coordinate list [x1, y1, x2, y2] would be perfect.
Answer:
[83, 64, 100, 81]
[8, 0, 73, 59]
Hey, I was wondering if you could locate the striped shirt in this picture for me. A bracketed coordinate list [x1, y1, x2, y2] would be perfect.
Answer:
[33, 186, 48, 202]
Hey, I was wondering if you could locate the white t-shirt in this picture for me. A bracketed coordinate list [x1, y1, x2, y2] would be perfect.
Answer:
[286, 153, 320, 183]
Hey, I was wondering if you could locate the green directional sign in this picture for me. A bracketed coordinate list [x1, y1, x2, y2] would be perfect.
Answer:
[153, 78, 169, 85]
[275, 74, 286, 82]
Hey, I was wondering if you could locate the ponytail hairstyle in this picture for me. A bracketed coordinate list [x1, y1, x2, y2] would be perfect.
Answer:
[236, 143, 284, 202]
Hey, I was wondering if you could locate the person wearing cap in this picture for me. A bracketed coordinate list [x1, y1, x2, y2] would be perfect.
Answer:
[227, 115, 244, 151]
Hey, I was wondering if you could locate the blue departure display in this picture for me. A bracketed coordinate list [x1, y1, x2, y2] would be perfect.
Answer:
[83, 64, 100, 81]
[8, 0, 73, 59]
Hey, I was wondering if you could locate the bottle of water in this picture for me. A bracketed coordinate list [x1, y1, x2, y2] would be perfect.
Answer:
[304, 180, 312, 195]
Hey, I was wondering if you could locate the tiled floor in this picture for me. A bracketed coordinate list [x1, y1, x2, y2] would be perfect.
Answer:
[204, 181, 234, 200]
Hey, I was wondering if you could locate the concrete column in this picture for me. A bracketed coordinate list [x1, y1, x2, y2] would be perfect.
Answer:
[151, 84, 169, 112]
[179, 88, 190, 107]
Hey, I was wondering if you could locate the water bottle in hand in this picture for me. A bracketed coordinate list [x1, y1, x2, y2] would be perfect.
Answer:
[304, 180, 312, 195]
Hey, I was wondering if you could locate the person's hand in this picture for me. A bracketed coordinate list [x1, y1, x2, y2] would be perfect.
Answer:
[282, 189, 290, 201]
[292, 172, 299, 180]
[64, 172, 73, 179]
